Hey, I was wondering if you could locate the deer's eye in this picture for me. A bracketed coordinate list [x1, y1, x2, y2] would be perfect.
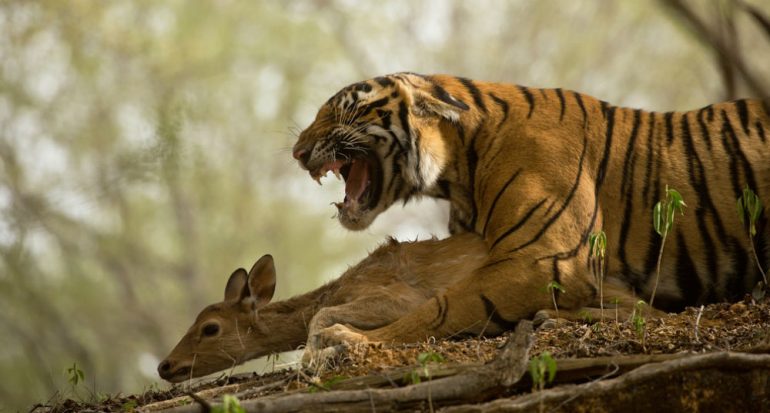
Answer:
[202, 323, 220, 337]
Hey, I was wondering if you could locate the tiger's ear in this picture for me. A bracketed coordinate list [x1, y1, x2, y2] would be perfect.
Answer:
[399, 80, 469, 121]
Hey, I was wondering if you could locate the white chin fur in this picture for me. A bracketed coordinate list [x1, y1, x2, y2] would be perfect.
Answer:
[418, 145, 443, 188]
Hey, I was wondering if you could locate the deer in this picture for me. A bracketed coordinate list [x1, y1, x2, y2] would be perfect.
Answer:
[157, 233, 487, 382]
[158, 232, 646, 382]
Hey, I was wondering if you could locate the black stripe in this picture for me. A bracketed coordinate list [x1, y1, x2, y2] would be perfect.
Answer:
[433, 84, 470, 110]
[490, 199, 547, 251]
[735, 100, 751, 136]
[457, 77, 487, 113]
[618, 110, 643, 274]
[674, 232, 703, 310]
[706, 105, 714, 122]
[357, 97, 390, 117]
[436, 179, 451, 199]
[572, 91, 587, 126]
[763, 98, 770, 118]
[641, 113, 657, 206]
[696, 107, 713, 151]
[489, 92, 510, 127]
[664, 112, 675, 146]
[722, 110, 759, 198]
[680, 113, 720, 292]
[480, 295, 518, 331]
[414, 129, 423, 187]
[466, 126, 481, 229]
[600, 100, 610, 117]
[481, 169, 522, 236]
[595, 107, 617, 192]
[555, 88, 566, 121]
[518, 86, 535, 118]
[724, 239, 749, 301]
[398, 101, 411, 140]
[757, 121, 767, 143]
[374, 76, 394, 87]
[619, 109, 643, 202]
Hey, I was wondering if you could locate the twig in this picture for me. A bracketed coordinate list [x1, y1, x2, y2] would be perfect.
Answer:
[694, 304, 705, 342]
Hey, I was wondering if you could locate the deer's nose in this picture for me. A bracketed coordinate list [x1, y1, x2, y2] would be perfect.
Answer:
[158, 360, 173, 376]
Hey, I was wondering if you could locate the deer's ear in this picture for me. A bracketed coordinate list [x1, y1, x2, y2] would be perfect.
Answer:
[246, 254, 276, 305]
[224, 268, 248, 301]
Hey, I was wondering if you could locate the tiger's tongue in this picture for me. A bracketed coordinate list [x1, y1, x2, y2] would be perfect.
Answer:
[345, 159, 369, 202]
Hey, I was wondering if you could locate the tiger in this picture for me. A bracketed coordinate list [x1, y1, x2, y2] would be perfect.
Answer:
[292, 73, 770, 344]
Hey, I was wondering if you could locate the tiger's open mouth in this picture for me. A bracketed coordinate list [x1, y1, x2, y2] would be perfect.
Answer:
[309, 153, 383, 224]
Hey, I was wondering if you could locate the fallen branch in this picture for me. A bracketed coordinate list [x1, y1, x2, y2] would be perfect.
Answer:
[158, 321, 534, 413]
[447, 351, 770, 412]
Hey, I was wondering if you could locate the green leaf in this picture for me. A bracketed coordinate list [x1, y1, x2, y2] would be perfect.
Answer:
[545, 355, 557, 384]
[653, 201, 663, 235]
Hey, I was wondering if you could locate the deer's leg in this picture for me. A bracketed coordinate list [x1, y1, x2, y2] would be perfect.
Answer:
[302, 289, 428, 368]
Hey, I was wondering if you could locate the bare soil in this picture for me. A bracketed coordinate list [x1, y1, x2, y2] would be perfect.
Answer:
[34, 299, 770, 412]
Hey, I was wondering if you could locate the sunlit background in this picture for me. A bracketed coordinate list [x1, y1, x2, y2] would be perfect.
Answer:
[1, 0, 768, 409]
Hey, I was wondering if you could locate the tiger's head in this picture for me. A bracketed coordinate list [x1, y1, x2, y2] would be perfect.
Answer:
[293, 73, 469, 230]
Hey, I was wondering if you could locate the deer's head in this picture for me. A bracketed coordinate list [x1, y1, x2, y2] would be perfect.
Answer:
[158, 255, 276, 383]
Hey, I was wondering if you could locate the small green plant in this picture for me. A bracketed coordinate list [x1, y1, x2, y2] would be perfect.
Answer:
[611, 297, 620, 325]
[578, 309, 593, 323]
[529, 352, 557, 392]
[545, 281, 566, 320]
[308, 375, 347, 393]
[406, 351, 445, 385]
[737, 185, 767, 299]
[212, 394, 246, 413]
[649, 186, 686, 311]
[631, 300, 648, 350]
[121, 400, 138, 412]
[67, 362, 85, 386]
[589, 230, 608, 321]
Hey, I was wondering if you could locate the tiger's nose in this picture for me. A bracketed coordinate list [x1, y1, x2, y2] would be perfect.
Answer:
[293, 148, 311, 165]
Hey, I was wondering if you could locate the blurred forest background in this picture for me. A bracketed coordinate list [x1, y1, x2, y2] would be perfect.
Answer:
[1, 0, 769, 410]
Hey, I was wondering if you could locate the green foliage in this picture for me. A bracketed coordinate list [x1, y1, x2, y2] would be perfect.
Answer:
[545, 281, 566, 294]
[406, 351, 445, 385]
[649, 186, 686, 312]
[632, 300, 647, 340]
[589, 230, 608, 321]
[737, 185, 763, 237]
[578, 309, 593, 323]
[212, 395, 246, 413]
[653, 186, 687, 236]
[121, 400, 139, 412]
[66, 362, 85, 387]
[308, 375, 348, 393]
[588, 231, 607, 258]
[736, 185, 768, 290]
[529, 352, 557, 391]
[417, 351, 445, 365]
